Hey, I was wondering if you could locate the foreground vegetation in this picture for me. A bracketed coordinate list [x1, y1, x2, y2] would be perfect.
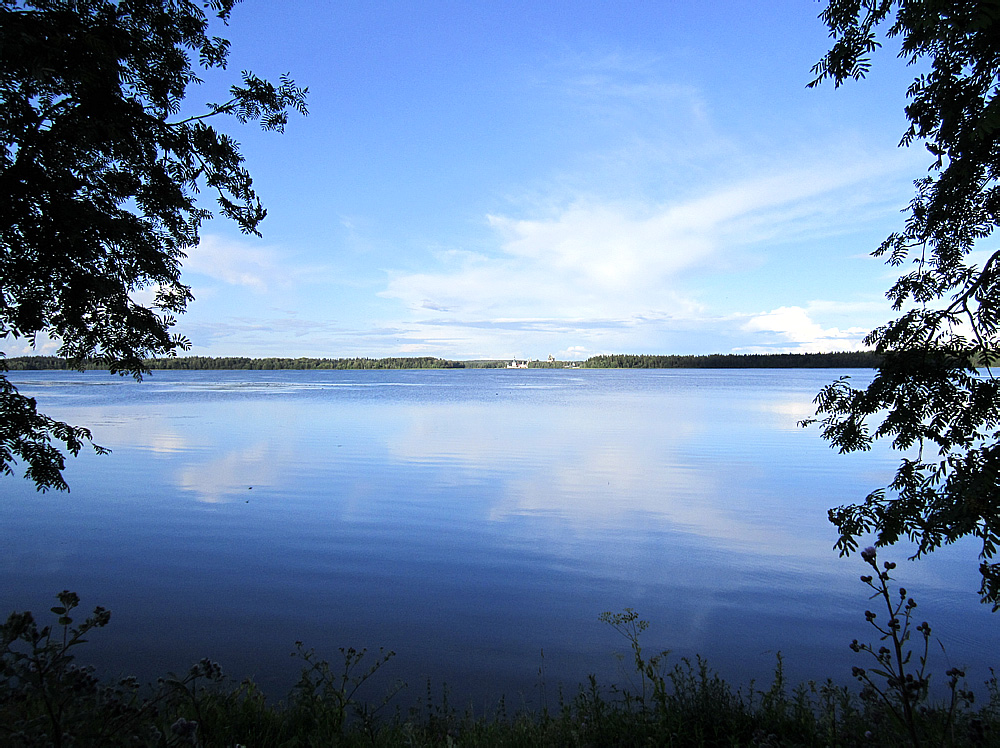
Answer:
[3, 551, 998, 747]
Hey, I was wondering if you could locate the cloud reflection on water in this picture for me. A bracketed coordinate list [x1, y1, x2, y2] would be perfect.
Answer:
[175, 442, 287, 503]
[3, 369, 996, 707]
[376, 389, 845, 562]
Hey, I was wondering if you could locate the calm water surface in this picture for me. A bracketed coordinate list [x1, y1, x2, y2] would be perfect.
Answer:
[1, 368, 996, 705]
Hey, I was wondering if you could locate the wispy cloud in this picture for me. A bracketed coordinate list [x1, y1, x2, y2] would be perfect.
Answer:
[177, 313, 417, 358]
[166, 45, 919, 359]
[182, 234, 340, 294]
[378, 149, 910, 357]
[3, 336, 60, 357]
[182, 235, 285, 292]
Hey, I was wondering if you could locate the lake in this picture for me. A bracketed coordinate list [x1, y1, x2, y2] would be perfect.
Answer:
[1, 367, 997, 707]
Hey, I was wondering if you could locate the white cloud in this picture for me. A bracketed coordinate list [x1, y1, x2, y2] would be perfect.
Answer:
[380, 153, 909, 348]
[741, 305, 869, 353]
[561, 345, 589, 359]
[486, 203, 712, 292]
[182, 234, 296, 293]
[3, 336, 60, 357]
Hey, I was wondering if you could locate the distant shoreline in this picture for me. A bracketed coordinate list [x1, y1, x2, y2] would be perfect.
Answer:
[4, 351, 881, 371]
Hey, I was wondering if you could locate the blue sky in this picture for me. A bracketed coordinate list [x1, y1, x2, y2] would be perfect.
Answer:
[37, 0, 939, 360]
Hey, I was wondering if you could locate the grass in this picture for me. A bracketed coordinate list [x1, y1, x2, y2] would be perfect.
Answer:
[3, 552, 1000, 747]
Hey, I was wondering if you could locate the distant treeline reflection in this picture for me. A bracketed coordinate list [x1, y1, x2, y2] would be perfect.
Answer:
[5, 351, 881, 371]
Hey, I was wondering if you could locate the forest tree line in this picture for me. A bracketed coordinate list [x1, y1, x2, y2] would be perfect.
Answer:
[5, 351, 883, 370]
[3, 355, 465, 370]
[581, 351, 882, 369]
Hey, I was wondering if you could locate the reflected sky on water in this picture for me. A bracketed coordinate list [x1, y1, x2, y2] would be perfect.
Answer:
[1, 368, 996, 706]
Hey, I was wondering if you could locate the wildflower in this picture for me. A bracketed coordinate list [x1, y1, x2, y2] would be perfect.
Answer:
[861, 546, 877, 562]
[190, 658, 224, 680]
[171, 717, 198, 739]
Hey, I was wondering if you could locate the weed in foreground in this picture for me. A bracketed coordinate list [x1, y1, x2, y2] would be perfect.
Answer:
[0, 592, 403, 746]
[588, 555, 1000, 748]
[849, 545, 979, 747]
[2, 559, 1000, 746]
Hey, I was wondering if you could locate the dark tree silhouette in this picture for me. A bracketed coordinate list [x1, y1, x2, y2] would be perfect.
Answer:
[1, 0, 306, 490]
[807, 0, 1000, 606]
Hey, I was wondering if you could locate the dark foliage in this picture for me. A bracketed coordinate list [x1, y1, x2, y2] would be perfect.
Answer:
[806, 0, 1000, 606]
[0, 0, 306, 490]
[4, 586, 999, 747]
